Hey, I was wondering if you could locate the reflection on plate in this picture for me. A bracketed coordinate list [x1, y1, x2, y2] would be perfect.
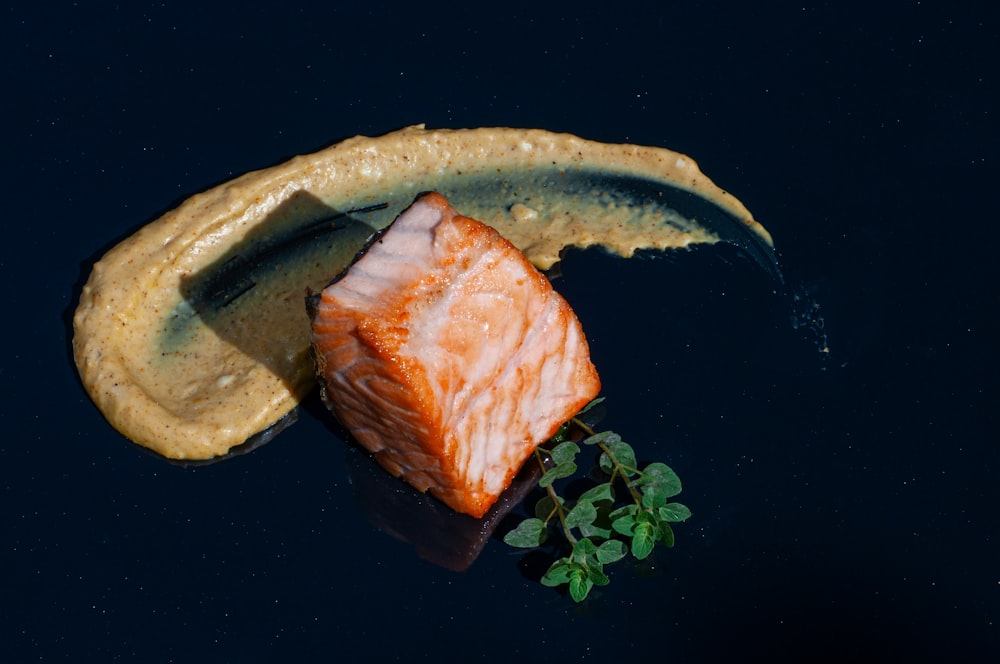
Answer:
[347, 445, 543, 572]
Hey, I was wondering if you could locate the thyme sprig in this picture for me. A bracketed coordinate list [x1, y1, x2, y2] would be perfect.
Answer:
[504, 399, 691, 602]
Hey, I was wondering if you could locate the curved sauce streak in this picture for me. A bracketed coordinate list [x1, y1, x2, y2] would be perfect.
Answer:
[73, 125, 777, 460]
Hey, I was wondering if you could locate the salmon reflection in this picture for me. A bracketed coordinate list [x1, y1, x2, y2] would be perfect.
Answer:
[346, 446, 542, 571]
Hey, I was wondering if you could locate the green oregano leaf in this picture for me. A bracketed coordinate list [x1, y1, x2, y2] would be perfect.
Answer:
[632, 522, 656, 560]
[606, 440, 638, 474]
[598, 451, 615, 475]
[578, 482, 614, 504]
[550, 440, 581, 465]
[541, 560, 574, 586]
[641, 484, 668, 508]
[582, 431, 620, 447]
[612, 514, 636, 536]
[565, 500, 598, 529]
[579, 521, 612, 539]
[659, 502, 692, 522]
[569, 567, 593, 602]
[571, 537, 598, 561]
[609, 503, 637, 522]
[657, 522, 676, 548]
[631, 462, 682, 497]
[503, 518, 548, 548]
[596, 539, 627, 564]
[587, 564, 611, 587]
[635, 508, 657, 526]
[539, 462, 576, 488]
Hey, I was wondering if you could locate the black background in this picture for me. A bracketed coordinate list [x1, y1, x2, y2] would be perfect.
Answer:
[3, 1, 996, 661]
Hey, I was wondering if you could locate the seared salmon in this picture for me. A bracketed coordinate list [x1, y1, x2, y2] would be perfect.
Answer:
[308, 192, 600, 518]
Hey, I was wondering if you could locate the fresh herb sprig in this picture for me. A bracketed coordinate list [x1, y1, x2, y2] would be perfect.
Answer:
[504, 399, 691, 602]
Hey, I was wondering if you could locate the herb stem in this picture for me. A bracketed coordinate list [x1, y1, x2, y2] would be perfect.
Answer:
[533, 448, 578, 545]
[505, 400, 689, 602]
[570, 417, 595, 436]
[572, 418, 644, 504]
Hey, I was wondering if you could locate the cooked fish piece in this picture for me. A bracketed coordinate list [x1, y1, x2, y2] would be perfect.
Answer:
[309, 192, 601, 517]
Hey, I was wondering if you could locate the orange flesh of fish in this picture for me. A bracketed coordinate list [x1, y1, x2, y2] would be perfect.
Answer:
[309, 192, 601, 517]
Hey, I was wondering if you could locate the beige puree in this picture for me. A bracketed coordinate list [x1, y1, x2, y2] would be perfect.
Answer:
[73, 125, 773, 460]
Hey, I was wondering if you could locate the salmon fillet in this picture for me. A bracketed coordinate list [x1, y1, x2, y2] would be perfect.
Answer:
[308, 192, 601, 517]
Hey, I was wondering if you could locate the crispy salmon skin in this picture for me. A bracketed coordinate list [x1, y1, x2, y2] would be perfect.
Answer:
[308, 192, 600, 517]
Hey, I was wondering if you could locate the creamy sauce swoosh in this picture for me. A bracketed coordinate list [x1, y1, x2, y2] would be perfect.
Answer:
[73, 125, 776, 460]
